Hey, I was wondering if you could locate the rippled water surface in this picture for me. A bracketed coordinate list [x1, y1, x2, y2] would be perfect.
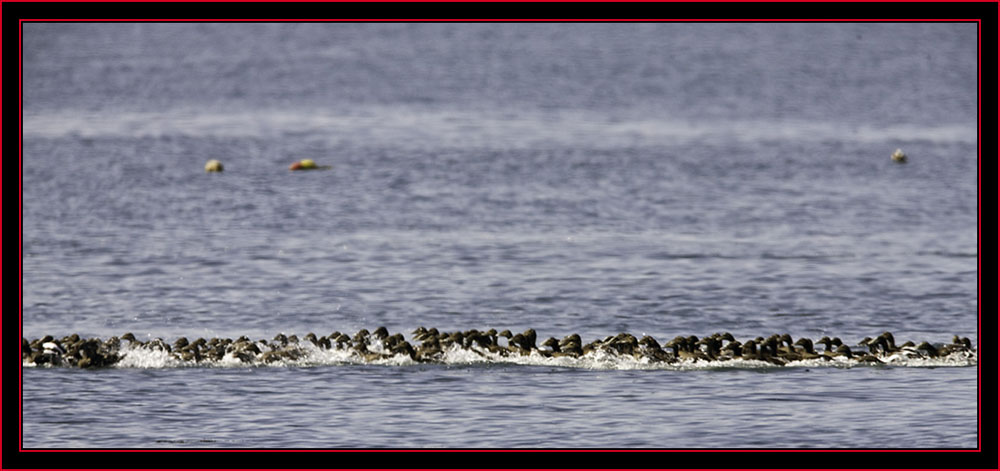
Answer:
[20, 22, 979, 449]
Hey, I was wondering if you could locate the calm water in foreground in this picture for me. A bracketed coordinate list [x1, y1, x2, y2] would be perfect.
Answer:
[21, 22, 978, 448]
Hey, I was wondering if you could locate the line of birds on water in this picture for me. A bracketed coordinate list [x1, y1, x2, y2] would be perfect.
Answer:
[22, 327, 975, 369]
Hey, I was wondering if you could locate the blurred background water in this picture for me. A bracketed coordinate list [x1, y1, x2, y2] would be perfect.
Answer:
[20, 22, 978, 448]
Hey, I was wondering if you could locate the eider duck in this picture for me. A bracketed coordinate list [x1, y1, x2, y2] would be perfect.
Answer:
[383, 333, 405, 350]
[541, 337, 560, 353]
[721, 340, 743, 359]
[608, 333, 640, 357]
[915, 341, 939, 358]
[416, 328, 440, 342]
[836, 345, 884, 364]
[352, 329, 371, 345]
[441, 331, 466, 348]
[940, 336, 974, 356]
[792, 338, 828, 361]
[352, 341, 387, 362]
[638, 336, 673, 363]
[389, 341, 418, 361]
[416, 337, 444, 362]
[506, 334, 532, 356]
[756, 337, 789, 365]
[696, 336, 723, 360]
[816, 336, 843, 354]
[560, 333, 582, 349]
[665, 336, 711, 362]
[560, 341, 585, 358]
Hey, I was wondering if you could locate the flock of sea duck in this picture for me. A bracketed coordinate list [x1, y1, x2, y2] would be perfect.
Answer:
[21, 328, 975, 368]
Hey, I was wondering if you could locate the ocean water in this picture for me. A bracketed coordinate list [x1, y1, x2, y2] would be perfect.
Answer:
[20, 22, 979, 449]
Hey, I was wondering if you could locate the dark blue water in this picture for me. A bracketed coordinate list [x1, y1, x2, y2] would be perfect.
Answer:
[20, 22, 979, 448]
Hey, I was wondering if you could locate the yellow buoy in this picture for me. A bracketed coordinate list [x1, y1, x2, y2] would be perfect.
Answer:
[205, 159, 224, 172]
[289, 159, 330, 171]
[891, 148, 907, 163]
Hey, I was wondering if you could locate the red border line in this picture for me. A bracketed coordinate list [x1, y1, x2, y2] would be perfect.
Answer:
[13, 18, 988, 22]
[1, 0, 996, 2]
